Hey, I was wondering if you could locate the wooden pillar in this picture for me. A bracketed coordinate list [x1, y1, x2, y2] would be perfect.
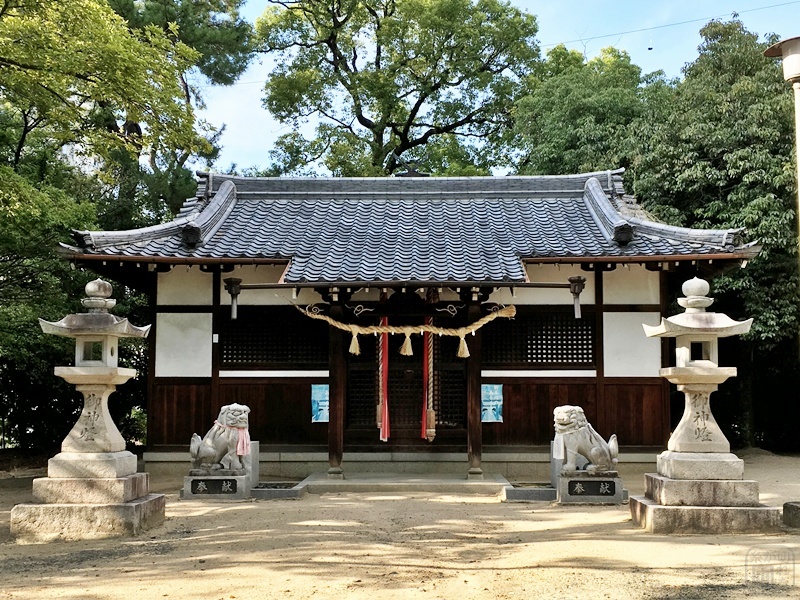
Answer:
[327, 302, 346, 478]
[210, 269, 221, 414]
[595, 266, 607, 434]
[466, 299, 483, 479]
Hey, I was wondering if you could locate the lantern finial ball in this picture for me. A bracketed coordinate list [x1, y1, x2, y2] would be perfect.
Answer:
[682, 277, 710, 298]
[85, 278, 113, 299]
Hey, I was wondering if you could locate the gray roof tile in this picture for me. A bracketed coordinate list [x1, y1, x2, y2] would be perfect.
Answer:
[67, 169, 759, 283]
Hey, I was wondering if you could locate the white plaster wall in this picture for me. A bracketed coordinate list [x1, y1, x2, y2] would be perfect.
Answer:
[603, 312, 662, 377]
[157, 267, 213, 305]
[603, 264, 660, 305]
[490, 265, 595, 305]
[155, 313, 213, 377]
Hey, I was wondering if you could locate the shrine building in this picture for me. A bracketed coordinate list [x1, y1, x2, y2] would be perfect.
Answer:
[61, 169, 758, 478]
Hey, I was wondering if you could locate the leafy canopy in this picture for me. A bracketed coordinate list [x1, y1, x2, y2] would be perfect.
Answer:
[630, 20, 797, 342]
[255, 0, 540, 175]
[109, 0, 254, 89]
[514, 45, 644, 175]
[0, 0, 200, 162]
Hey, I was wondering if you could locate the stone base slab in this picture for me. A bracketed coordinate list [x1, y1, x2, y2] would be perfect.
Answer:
[503, 485, 558, 502]
[630, 495, 781, 533]
[645, 473, 760, 507]
[182, 475, 249, 500]
[48, 451, 137, 479]
[557, 475, 627, 504]
[11, 494, 165, 542]
[32, 473, 149, 504]
[657, 451, 744, 480]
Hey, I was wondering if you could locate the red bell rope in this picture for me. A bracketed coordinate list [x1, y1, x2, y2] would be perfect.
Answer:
[379, 314, 390, 442]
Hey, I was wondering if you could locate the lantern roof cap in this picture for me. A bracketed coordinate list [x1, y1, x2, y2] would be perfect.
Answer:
[643, 276, 752, 338]
[38, 279, 150, 339]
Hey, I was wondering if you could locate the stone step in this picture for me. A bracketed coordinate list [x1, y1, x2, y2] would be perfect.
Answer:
[644, 473, 760, 507]
[33, 473, 150, 504]
[11, 494, 166, 542]
[630, 495, 782, 534]
[657, 451, 744, 480]
[48, 450, 137, 479]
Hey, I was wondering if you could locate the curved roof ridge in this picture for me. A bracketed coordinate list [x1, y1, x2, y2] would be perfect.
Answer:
[72, 180, 237, 251]
[583, 178, 634, 246]
[196, 168, 627, 197]
[626, 216, 745, 250]
[186, 180, 238, 248]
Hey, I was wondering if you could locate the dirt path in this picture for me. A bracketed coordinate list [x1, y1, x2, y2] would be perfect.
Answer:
[0, 449, 798, 600]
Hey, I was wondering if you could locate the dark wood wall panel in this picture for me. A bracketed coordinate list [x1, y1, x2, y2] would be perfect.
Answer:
[150, 381, 212, 447]
[219, 381, 327, 445]
[603, 379, 669, 446]
[150, 379, 328, 447]
[150, 377, 668, 448]
[482, 381, 597, 445]
[482, 378, 667, 446]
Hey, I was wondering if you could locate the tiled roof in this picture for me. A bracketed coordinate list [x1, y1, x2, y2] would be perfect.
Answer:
[65, 169, 759, 284]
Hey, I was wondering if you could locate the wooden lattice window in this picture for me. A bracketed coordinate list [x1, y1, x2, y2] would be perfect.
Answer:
[482, 308, 596, 368]
[219, 306, 329, 369]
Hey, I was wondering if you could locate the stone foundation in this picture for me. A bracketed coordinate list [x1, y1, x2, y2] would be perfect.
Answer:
[630, 451, 781, 534]
[644, 473, 759, 507]
[12, 494, 165, 543]
[630, 496, 781, 534]
[11, 451, 165, 543]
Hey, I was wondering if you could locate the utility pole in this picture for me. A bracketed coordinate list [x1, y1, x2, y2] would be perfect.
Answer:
[765, 37, 800, 257]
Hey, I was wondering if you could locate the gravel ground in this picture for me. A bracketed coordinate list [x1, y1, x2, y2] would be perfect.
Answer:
[0, 448, 798, 600]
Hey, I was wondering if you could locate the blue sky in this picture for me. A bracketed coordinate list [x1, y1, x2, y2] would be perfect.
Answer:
[197, 0, 800, 171]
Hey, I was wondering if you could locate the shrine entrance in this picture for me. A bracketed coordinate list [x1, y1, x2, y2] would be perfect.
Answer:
[344, 308, 467, 449]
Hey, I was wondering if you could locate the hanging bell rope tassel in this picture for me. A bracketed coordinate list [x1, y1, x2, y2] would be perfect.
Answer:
[425, 410, 437, 442]
[349, 333, 361, 355]
[457, 335, 470, 358]
[399, 333, 414, 356]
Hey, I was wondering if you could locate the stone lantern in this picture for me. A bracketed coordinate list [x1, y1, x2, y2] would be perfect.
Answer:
[645, 276, 751, 459]
[629, 277, 781, 533]
[39, 278, 149, 458]
[11, 279, 165, 541]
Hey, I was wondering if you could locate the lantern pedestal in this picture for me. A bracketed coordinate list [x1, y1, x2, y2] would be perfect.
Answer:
[12, 368, 166, 541]
[11, 280, 164, 542]
[630, 278, 781, 533]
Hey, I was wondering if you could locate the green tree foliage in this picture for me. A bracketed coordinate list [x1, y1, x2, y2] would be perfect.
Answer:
[514, 45, 645, 174]
[630, 21, 797, 449]
[0, 167, 98, 449]
[110, 0, 253, 87]
[0, 0, 200, 166]
[255, 0, 540, 175]
[105, 0, 254, 218]
[0, 1, 250, 449]
[509, 20, 797, 448]
[630, 20, 797, 343]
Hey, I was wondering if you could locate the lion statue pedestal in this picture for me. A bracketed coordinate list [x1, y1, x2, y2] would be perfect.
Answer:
[551, 405, 627, 504]
[182, 404, 258, 500]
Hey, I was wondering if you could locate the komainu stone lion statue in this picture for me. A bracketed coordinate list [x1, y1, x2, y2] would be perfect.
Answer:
[552, 405, 618, 473]
[190, 403, 251, 471]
